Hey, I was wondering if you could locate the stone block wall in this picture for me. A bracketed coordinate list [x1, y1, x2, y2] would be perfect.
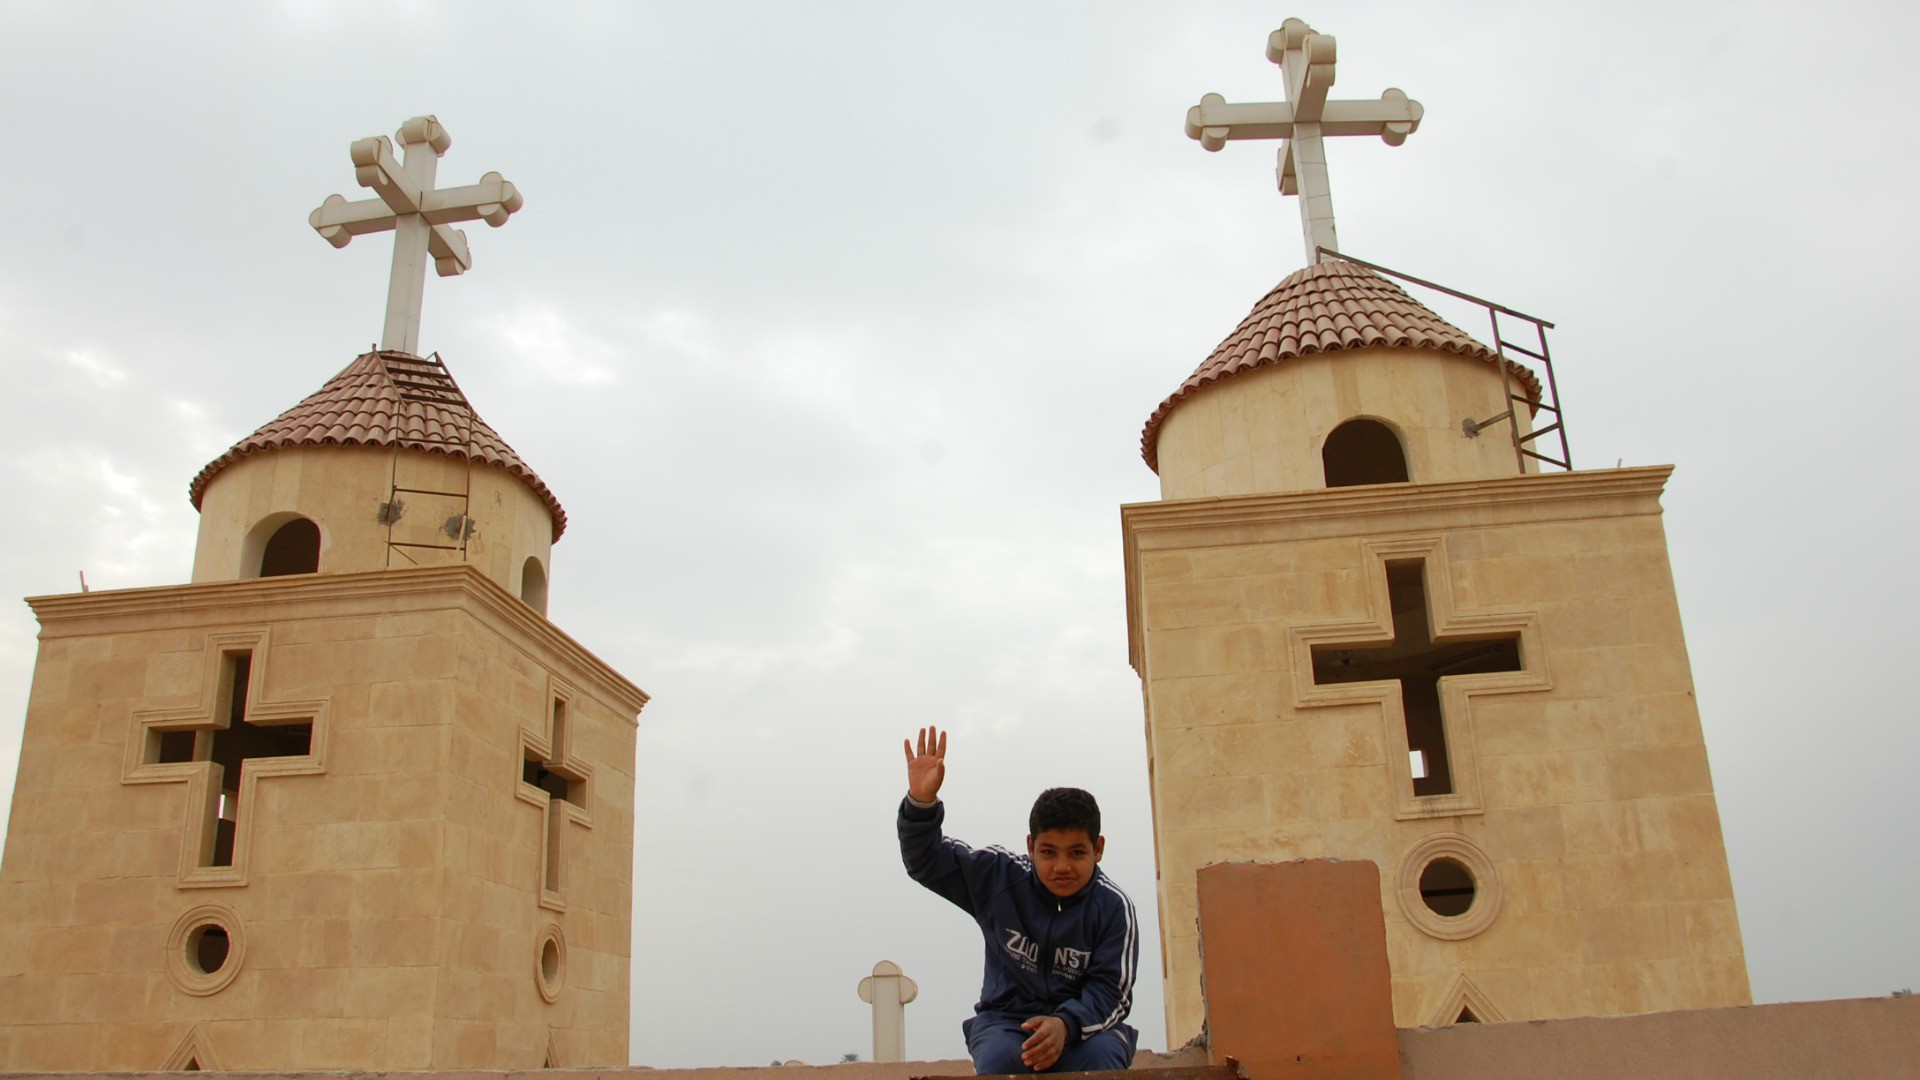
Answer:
[190, 445, 556, 603]
[0, 566, 643, 1069]
[1122, 467, 1748, 1043]
[1153, 349, 1537, 501]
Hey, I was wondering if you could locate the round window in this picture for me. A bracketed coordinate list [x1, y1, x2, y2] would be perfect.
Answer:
[190, 923, 232, 974]
[534, 924, 566, 1003]
[1418, 857, 1477, 917]
[167, 904, 246, 995]
[1397, 834, 1501, 940]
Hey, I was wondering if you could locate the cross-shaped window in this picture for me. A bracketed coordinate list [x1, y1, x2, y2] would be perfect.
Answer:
[155, 652, 313, 866]
[126, 631, 328, 885]
[518, 688, 592, 908]
[1310, 560, 1522, 797]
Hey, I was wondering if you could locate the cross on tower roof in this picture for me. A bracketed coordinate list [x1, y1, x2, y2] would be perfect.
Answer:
[308, 115, 525, 356]
[1185, 18, 1423, 265]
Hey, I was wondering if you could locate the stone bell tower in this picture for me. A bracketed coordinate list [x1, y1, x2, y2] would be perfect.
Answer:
[1127, 21, 1748, 1043]
[0, 116, 646, 1070]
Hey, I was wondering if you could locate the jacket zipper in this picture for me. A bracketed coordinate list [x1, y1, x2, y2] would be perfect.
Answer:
[1039, 899, 1059, 1002]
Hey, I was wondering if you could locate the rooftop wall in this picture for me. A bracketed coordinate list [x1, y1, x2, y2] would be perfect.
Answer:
[1396, 994, 1920, 1080]
[1, 999, 1910, 1079]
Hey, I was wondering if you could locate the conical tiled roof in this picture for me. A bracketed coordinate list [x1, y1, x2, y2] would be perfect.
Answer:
[189, 350, 567, 540]
[1140, 260, 1542, 471]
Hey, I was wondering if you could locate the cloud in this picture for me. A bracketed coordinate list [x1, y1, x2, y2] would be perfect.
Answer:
[632, 308, 718, 362]
[59, 348, 126, 389]
[167, 398, 234, 462]
[668, 621, 860, 681]
[487, 301, 621, 385]
[6, 445, 193, 587]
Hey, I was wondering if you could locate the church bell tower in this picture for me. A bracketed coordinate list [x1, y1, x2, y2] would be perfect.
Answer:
[1127, 21, 1749, 1042]
[0, 116, 646, 1070]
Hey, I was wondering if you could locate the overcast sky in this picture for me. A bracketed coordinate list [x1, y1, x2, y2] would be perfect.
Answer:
[1, 0, 1915, 1068]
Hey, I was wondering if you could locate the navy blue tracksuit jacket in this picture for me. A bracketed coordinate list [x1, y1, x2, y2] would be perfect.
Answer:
[897, 797, 1138, 1045]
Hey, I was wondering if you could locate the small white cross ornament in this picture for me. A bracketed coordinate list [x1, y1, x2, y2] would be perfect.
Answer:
[309, 115, 524, 356]
[1185, 18, 1423, 265]
[856, 960, 919, 1063]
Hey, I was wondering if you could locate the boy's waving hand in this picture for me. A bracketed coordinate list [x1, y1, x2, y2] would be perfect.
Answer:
[904, 725, 947, 805]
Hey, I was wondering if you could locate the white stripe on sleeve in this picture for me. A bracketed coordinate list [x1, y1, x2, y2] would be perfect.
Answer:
[1082, 877, 1137, 1035]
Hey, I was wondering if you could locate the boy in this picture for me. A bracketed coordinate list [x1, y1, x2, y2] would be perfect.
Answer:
[897, 726, 1138, 1074]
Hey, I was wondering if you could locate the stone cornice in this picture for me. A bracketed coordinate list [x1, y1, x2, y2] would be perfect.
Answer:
[26, 565, 649, 720]
[1119, 466, 1675, 673]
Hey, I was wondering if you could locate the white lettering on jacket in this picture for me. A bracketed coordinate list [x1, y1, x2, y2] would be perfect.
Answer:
[1003, 929, 1041, 972]
[1053, 946, 1092, 975]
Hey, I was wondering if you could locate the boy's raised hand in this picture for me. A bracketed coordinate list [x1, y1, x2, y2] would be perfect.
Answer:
[904, 726, 947, 804]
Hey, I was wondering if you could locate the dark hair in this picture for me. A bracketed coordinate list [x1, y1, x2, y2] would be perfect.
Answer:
[1029, 787, 1101, 840]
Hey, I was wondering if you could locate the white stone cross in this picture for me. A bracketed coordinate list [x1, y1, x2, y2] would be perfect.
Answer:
[856, 960, 919, 1063]
[1185, 18, 1423, 265]
[309, 115, 524, 356]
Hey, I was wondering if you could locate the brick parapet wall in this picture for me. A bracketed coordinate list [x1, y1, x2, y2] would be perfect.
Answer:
[2, 1002, 1912, 1080]
[1396, 994, 1920, 1080]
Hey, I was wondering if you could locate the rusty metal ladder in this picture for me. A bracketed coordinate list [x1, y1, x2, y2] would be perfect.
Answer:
[1318, 248, 1573, 473]
[375, 350, 478, 568]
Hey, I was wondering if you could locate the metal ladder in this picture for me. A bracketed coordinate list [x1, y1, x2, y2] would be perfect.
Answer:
[1318, 248, 1573, 473]
[374, 350, 478, 567]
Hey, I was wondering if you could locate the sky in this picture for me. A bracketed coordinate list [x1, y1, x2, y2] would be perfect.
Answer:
[0, 0, 1916, 1067]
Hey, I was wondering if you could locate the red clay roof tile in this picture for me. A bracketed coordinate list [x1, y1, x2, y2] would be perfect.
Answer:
[1140, 261, 1542, 472]
[189, 350, 567, 541]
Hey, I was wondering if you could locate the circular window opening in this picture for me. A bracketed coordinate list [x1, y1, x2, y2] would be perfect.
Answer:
[1419, 857, 1477, 917]
[190, 923, 231, 974]
[167, 904, 245, 995]
[534, 924, 566, 1003]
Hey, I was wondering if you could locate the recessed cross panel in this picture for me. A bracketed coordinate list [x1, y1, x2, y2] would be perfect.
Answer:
[1311, 561, 1521, 797]
[1184, 18, 1423, 264]
[516, 677, 593, 912]
[200, 653, 313, 865]
[1290, 537, 1548, 820]
[124, 629, 330, 887]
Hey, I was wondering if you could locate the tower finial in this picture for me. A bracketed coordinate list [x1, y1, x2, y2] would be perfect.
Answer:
[1185, 19, 1422, 264]
[308, 115, 525, 356]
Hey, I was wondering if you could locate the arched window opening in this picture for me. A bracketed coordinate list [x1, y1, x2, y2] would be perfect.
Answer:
[1322, 418, 1410, 488]
[258, 518, 320, 577]
[521, 556, 549, 616]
